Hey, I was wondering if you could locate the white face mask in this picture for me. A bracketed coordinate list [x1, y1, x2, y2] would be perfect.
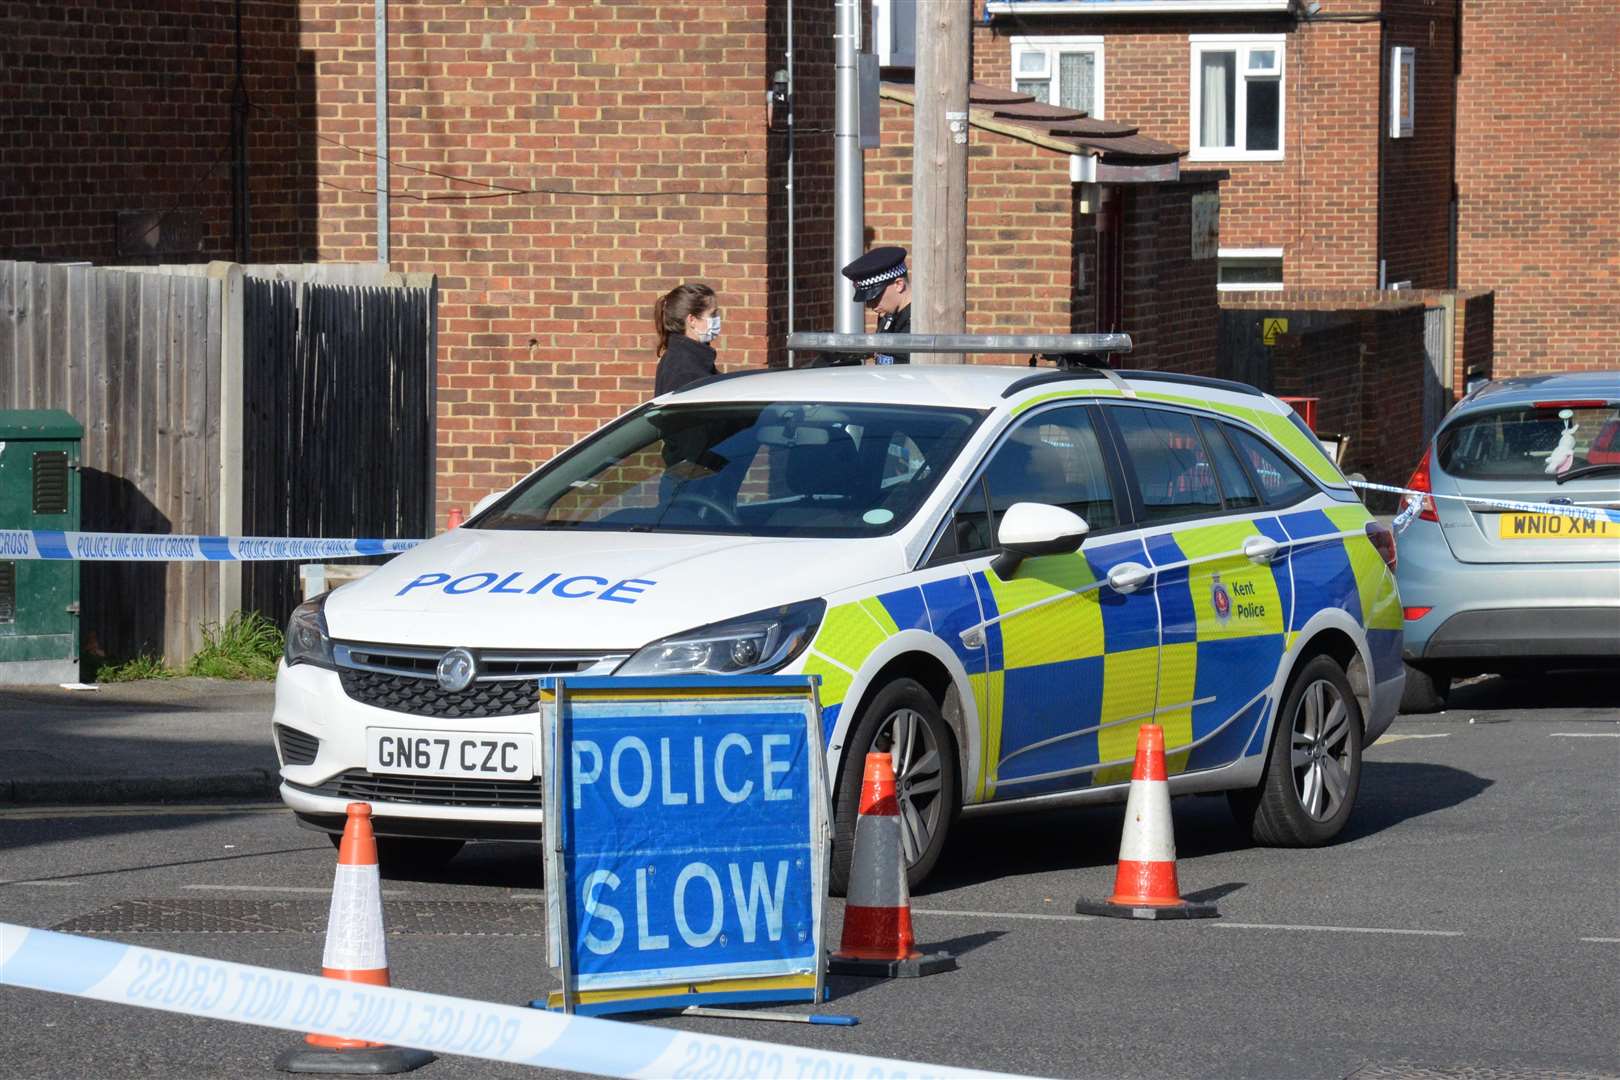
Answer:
[700, 312, 722, 343]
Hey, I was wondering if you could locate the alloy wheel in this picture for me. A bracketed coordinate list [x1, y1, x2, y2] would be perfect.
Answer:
[880, 707, 945, 866]
[1289, 678, 1354, 821]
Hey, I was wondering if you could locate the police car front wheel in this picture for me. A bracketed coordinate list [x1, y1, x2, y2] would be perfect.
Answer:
[830, 678, 958, 896]
[1229, 654, 1364, 847]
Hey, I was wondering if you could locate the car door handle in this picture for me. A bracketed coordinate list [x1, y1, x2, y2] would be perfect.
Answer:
[1242, 536, 1280, 564]
[1106, 562, 1152, 594]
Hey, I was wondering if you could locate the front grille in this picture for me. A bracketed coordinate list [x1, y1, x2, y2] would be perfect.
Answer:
[334, 644, 620, 719]
[274, 724, 319, 766]
[289, 769, 544, 810]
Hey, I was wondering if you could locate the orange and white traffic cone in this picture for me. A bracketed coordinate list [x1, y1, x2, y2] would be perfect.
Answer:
[275, 803, 434, 1074]
[827, 752, 957, 978]
[1074, 724, 1219, 921]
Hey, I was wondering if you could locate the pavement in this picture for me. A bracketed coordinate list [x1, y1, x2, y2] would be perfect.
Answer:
[0, 678, 277, 805]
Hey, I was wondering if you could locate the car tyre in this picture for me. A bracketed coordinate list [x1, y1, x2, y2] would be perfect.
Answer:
[1400, 662, 1450, 714]
[829, 678, 958, 897]
[328, 833, 466, 871]
[1230, 654, 1364, 847]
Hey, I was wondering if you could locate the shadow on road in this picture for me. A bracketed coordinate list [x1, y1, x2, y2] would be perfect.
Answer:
[921, 760, 1492, 894]
[1445, 669, 1620, 714]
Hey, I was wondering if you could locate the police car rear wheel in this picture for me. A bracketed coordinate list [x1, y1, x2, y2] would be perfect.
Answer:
[1235, 654, 1363, 846]
[830, 678, 957, 896]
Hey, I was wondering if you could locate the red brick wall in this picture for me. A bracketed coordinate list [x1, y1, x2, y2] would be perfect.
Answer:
[972, 3, 1448, 291]
[1380, 0, 1457, 289]
[1120, 175, 1222, 376]
[296, 2, 775, 522]
[1455, 0, 1620, 376]
[768, 0, 836, 366]
[0, 0, 312, 263]
[865, 96, 1078, 344]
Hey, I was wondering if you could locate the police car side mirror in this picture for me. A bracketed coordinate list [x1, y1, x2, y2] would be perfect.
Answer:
[991, 502, 1090, 579]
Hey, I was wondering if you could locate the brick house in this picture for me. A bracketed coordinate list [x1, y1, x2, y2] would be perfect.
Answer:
[968, 0, 1617, 375]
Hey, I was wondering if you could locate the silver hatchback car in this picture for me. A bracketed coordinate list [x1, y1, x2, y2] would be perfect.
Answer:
[1396, 371, 1620, 711]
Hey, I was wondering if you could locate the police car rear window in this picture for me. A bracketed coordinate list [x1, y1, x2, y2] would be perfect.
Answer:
[478, 402, 985, 538]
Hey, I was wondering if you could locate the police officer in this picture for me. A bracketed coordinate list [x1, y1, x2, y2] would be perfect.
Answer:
[841, 246, 912, 365]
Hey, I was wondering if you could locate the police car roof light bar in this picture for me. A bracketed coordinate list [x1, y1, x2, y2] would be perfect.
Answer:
[785, 332, 1132, 356]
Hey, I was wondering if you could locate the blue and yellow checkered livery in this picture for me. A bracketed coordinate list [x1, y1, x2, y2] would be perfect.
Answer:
[799, 492, 1400, 809]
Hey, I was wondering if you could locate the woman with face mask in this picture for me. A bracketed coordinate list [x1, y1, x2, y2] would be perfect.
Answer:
[652, 283, 722, 396]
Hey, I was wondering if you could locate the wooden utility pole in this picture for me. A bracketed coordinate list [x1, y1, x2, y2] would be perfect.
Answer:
[911, 0, 969, 364]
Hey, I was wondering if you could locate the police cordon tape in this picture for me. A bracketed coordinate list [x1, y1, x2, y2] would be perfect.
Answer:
[0, 529, 421, 562]
[1346, 480, 1620, 530]
[0, 923, 1016, 1079]
[1, 485, 1611, 564]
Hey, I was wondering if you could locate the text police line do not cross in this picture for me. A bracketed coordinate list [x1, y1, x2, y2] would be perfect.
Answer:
[571, 731, 801, 958]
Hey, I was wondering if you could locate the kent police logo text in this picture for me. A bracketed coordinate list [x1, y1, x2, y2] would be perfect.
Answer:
[396, 571, 657, 604]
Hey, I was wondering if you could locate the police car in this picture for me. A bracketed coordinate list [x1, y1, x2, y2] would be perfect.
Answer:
[274, 363, 1403, 891]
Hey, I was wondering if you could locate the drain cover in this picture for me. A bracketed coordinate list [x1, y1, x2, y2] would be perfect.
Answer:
[52, 898, 546, 937]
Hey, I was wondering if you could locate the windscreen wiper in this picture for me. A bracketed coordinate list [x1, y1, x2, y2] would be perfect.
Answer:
[1555, 463, 1620, 485]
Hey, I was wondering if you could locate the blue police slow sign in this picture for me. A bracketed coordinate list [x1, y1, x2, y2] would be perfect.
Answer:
[540, 676, 829, 1016]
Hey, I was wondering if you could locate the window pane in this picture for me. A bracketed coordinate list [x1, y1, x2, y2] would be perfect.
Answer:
[1058, 51, 1096, 115]
[1200, 419, 1261, 509]
[1200, 52, 1236, 147]
[1218, 256, 1283, 286]
[1247, 48, 1277, 72]
[1113, 407, 1222, 522]
[983, 407, 1117, 536]
[1016, 78, 1050, 104]
[1437, 405, 1620, 481]
[1246, 77, 1280, 151]
[935, 479, 993, 560]
[1017, 50, 1045, 74]
[1227, 427, 1314, 506]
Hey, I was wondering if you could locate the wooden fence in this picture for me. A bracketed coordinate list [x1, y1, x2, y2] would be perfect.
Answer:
[0, 260, 435, 668]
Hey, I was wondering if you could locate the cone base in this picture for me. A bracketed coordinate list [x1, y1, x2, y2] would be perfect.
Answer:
[275, 1044, 435, 1074]
[1074, 897, 1219, 921]
[827, 950, 958, 978]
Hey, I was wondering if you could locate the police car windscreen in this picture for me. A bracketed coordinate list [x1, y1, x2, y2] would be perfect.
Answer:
[478, 402, 985, 537]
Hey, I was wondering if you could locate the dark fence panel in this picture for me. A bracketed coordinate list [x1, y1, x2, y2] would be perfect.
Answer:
[242, 279, 434, 628]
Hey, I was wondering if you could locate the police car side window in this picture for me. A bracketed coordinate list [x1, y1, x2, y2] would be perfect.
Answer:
[983, 407, 1118, 536]
[1225, 425, 1315, 506]
[1112, 407, 1223, 523]
[1199, 419, 1261, 510]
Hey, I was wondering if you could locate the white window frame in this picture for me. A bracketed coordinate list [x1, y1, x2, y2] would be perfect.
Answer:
[1217, 247, 1284, 292]
[1010, 36, 1106, 118]
[1189, 34, 1286, 162]
[1389, 46, 1415, 138]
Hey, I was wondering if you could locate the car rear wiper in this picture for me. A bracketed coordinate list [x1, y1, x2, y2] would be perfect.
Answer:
[1555, 463, 1620, 484]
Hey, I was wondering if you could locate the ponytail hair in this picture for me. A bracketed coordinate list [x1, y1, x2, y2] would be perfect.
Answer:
[654, 283, 717, 356]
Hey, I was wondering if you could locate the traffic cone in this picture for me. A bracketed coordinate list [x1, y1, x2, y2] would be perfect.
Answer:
[275, 803, 434, 1074]
[1074, 725, 1219, 921]
[445, 506, 464, 530]
[827, 753, 957, 978]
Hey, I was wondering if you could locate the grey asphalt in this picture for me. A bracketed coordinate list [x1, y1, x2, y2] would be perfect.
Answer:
[0, 671, 1616, 1079]
[0, 679, 277, 804]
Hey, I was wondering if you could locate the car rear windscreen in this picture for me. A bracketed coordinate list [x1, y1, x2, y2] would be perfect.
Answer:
[1437, 403, 1620, 482]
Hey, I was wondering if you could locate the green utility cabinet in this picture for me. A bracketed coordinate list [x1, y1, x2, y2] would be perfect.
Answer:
[0, 410, 82, 685]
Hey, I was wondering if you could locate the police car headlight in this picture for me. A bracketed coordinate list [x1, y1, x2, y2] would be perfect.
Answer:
[284, 595, 335, 670]
[617, 600, 825, 677]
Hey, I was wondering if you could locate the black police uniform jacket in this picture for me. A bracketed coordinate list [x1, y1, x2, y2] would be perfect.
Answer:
[875, 303, 911, 365]
[654, 335, 718, 396]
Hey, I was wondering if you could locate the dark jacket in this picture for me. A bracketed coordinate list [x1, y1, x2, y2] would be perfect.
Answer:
[874, 302, 911, 365]
[654, 335, 718, 396]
